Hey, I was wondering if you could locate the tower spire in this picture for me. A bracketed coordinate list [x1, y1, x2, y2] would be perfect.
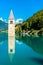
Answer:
[9, 10, 14, 20]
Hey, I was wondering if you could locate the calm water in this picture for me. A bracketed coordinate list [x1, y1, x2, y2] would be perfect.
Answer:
[0, 33, 43, 65]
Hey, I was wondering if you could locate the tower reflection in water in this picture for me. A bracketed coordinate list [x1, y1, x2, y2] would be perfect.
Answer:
[8, 36, 15, 61]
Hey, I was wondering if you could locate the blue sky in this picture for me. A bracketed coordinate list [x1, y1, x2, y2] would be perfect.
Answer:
[0, 0, 43, 22]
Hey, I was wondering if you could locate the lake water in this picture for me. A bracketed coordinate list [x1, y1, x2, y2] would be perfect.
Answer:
[0, 33, 43, 65]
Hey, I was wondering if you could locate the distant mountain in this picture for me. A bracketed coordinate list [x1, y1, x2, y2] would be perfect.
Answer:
[0, 20, 8, 30]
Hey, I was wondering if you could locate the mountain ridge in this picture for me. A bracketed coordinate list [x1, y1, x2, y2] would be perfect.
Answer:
[0, 20, 8, 30]
[15, 10, 43, 35]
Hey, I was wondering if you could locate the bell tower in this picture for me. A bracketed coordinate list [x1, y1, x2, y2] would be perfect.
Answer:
[8, 10, 15, 54]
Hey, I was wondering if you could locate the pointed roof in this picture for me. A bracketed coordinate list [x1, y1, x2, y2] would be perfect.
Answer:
[9, 10, 14, 20]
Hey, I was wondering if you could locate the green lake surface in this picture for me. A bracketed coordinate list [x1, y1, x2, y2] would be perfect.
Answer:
[0, 33, 43, 65]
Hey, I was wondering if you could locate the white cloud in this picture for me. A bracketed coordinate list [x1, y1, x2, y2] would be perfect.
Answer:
[0, 17, 23, 24]
[0, 17, 4, 21]
[0, 17, 7, 22]
[16, 18, 23, 24]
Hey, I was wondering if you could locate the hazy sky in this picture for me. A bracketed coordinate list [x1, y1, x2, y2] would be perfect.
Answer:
[0, 0, 43, 22]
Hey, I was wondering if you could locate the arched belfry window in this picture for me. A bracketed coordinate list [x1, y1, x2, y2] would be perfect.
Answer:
[10, 21, 13, 24]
